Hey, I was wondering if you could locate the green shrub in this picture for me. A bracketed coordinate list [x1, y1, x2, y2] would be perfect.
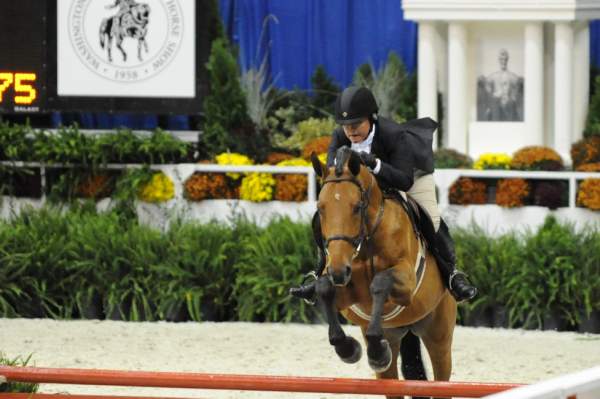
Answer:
[234, 217, 318, 322]
[0, 352, 38, 393]
[353, 51, 416, 121]
[279, 117, 335, 151]
[434, 148, 473, 169]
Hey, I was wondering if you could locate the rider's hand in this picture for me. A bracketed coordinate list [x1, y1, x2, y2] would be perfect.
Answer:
[359, 151, 378, 170]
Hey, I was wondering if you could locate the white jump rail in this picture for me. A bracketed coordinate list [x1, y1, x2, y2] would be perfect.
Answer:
[484, 366, 600, 399]
[434, 169, 600, 209]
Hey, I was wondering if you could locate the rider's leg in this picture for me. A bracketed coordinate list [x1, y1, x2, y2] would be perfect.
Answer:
[407, 174, 477, 302]
[289, 211, 323, 301]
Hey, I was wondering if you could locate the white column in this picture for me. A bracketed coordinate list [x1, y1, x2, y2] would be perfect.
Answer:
[554, 22, 574, 162]
[447, 22, 468, 153]
[573, 22, 590, 143]
[524, 22, 544, 146]
[418, 22, 438, 148]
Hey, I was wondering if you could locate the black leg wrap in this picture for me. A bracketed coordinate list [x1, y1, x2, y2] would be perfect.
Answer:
[366, 337, 392, 373]
[335, 336, 362, 364]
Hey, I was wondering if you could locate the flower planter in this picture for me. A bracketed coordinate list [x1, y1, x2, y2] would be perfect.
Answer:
[542, 310, 569, 331]
[465, 306, 493, 327]
[492, 305, 509, 328]
[578, 310, 600, 333]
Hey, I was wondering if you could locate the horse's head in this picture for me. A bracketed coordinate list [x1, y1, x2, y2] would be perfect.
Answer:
[131, 3, 150, 23]
[312, 146, 380, 286]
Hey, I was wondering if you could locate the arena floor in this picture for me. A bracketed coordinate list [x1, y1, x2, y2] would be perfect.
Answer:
[1, 319, 599, 398]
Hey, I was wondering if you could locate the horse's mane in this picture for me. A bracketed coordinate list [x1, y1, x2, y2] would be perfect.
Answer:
[334, 146, 363, 177]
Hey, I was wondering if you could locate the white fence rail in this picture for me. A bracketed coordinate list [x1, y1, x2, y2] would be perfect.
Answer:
[485, 366, 600, 399]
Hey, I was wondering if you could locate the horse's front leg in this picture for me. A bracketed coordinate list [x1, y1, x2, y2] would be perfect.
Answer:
[315, 276, 362, 364]
[365, 268, 396, 372]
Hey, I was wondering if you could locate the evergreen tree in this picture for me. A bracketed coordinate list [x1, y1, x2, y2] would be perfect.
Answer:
[311, 65, 340, 116]
[585, 73, 600, 137]
[200, 38, 250, 157]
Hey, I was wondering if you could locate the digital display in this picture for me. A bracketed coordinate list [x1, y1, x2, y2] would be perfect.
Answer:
[0, 0, 47, 113]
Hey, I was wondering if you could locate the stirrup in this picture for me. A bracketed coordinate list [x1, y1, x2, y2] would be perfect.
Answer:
[448, 269, 465, 290]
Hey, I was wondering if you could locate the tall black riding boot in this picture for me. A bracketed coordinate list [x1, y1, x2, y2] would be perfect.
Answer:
[435, 221, 477, 302]
[289, 212, 323, 304]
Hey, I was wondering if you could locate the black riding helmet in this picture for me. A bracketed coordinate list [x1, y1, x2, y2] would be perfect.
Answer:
[334, 86, 379, 125]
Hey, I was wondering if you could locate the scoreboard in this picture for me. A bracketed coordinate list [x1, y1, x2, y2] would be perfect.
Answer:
[0, 0, 209, 115]
[0, 1, 47, 113]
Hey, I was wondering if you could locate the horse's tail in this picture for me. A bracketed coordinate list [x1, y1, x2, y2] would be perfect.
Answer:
[400, 331, 429, 399]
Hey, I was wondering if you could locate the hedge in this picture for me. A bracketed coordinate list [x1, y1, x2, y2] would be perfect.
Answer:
[1, 207, 598, 331]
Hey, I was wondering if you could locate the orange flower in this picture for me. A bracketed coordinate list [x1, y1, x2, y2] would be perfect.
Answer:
[449, 178, 487, 205]
[495, 178, 530, 208]
[576, 162, 600, 172]
[511, 146, 563, 171]
[571, 136, 600, 169]
[577, 179, 600, 210]
[274, 174, 308, 201]
[302, 136, 332, 160]
[184, 172, 238, 201]
[75, 173, 114, 199]
[265, 152, 294, 165]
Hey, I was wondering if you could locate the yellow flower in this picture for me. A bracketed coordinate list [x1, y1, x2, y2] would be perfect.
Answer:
[239, 171, 276, 202]
[276, 158, 311, 167]
[215, 152, 254, 180]
[318, 153, 328, 165]
[474, 153, 512, 170]
[138, 172, 175, 203]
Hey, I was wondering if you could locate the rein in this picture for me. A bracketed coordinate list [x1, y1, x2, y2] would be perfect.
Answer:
[320, 173, 385, 264]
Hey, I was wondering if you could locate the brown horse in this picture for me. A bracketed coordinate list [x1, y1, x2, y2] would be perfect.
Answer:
[311, 147, 456, 399]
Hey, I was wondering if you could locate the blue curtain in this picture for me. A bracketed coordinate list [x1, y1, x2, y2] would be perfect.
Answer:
[220, 0, 417, 90]
[591, 21, 600, 68]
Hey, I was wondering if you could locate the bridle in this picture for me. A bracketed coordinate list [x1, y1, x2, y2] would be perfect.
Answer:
[320, 172, 385, 260]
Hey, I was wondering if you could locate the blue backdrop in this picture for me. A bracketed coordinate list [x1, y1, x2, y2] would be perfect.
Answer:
[51, 2, 600, 130]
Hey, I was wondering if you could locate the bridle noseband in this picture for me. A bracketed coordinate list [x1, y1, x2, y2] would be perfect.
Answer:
[320, 173, 385, 260]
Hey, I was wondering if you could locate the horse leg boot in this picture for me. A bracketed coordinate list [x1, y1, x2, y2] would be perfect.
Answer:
[366, 269, 395, 373]
[315, 276, 362, 364]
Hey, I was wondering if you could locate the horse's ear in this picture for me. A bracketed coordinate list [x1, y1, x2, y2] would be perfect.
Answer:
[311, 152, 327, 178]
[348, 151, 361, 176]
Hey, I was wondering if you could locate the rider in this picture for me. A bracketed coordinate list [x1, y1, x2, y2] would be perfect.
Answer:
[290, 86, 477, 303]
[106, 0, 137, 18]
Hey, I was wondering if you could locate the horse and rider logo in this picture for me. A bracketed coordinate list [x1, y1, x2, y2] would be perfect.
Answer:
[67, 0, 184, 83]
[100, 0, 151, 63]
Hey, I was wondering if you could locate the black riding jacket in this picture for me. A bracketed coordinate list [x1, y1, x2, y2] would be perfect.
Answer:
[326, 117, 438, 192]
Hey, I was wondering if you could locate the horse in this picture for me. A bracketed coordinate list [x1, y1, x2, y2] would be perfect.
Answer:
[310, 147, 456, 399]
[99, 3, 151, 63]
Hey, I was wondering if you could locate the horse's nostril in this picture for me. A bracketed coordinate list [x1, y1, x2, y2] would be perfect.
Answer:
[345, 265, 352, 277]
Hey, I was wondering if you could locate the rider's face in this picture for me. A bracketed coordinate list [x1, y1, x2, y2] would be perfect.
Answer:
[342, 119, 370, 143]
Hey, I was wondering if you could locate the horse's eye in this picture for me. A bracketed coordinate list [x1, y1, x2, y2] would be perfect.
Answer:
[352, 204, 361, 214]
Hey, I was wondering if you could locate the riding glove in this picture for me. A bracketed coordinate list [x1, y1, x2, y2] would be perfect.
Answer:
[359, 151, 378, 170]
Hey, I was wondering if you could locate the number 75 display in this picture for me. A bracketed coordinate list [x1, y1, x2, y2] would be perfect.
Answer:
[0, 72, 37, 104]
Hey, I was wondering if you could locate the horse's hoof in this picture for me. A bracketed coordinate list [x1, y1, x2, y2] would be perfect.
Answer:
[368, 339, 392, 373]
[336, 336, 362, 364]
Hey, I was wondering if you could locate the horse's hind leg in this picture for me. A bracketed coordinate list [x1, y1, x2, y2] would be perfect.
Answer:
[366, 269, 395, 373]
[315, 276, 362, 363]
